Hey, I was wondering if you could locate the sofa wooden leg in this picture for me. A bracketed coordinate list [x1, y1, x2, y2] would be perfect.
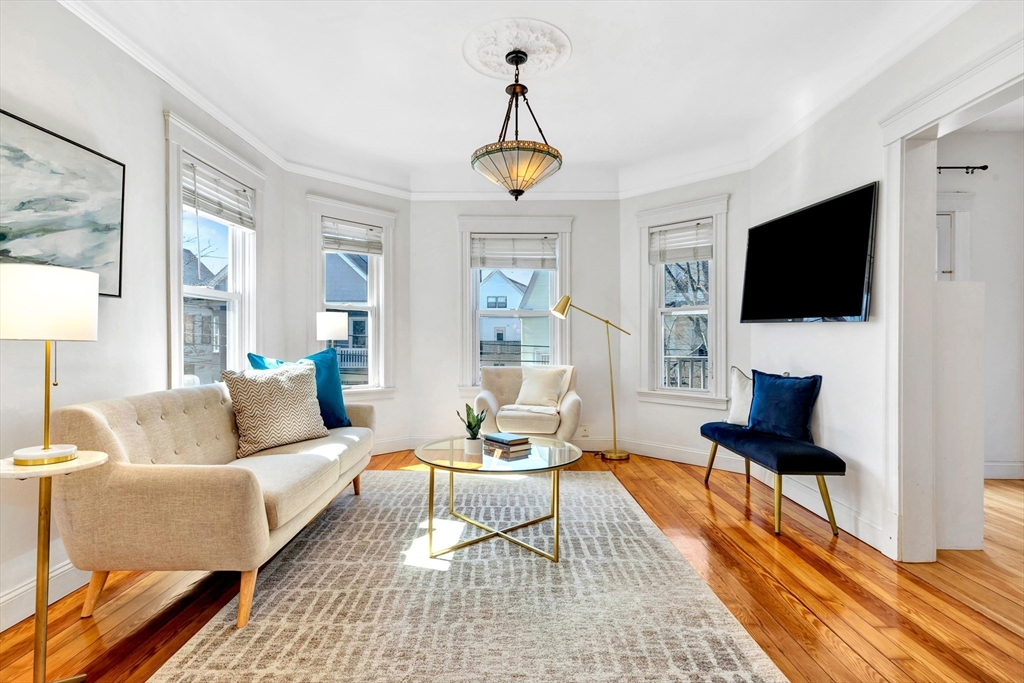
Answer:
[774, 474, 783, 535]
[81, 571, 108, 618]
[816, 475, 839, 536]
[744, 458, 751, 484]
[703, 443, 718, 486]
[352, 474, 361, 495]
[237, 569, 257, 628]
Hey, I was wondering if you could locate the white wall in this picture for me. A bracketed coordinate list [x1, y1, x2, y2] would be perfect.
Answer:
[408, 200, 620, 447]
[933, 282, 985, 549]
[0, 0, 409, 629]
[617, 172, 752, 462]
[277, 173, 412, 454]
[937, 131, 1024, 479]
[1, 0, 1020, 629]
[617, 2, 1022, 557]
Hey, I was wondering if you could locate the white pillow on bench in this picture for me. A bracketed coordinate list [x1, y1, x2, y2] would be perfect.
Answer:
[726, 367, 753, 426]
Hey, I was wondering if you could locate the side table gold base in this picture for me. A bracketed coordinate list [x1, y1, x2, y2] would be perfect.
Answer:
[427, 468, 561, 562]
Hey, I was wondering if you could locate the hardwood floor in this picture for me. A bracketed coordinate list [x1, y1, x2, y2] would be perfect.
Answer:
[1, 453, 1021, 682]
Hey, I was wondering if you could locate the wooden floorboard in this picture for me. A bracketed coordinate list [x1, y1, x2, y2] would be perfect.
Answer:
[1, 452, 1021, 682]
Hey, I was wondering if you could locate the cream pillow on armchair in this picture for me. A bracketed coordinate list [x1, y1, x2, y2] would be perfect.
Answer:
[515, 366, 567, 408]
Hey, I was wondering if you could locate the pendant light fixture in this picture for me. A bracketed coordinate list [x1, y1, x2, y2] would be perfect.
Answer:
[471, 50, 562, 200]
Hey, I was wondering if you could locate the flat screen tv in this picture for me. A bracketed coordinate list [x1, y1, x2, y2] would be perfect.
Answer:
[740, 181, 878, 323]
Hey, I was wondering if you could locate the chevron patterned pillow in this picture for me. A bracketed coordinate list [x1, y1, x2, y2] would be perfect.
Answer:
[222, 364, 329, 458]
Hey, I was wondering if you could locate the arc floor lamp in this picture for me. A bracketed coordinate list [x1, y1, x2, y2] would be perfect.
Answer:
[551, 295, 631, 461]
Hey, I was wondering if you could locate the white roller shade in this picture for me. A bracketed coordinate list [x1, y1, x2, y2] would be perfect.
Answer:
[649, 220, 713, 264]
[322, 217, 384, 255]
[471, 233, 557, 270]
[181, 153, 255, 230]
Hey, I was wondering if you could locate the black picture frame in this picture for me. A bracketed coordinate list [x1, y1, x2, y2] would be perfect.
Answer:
[0, 109, 126, 297]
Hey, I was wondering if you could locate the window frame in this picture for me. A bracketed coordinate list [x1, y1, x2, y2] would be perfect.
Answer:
[166, 113, 262, 389]
[636, 196, 729, 409]
[458, 216, 573, 391]
[308, 194, 395, 395]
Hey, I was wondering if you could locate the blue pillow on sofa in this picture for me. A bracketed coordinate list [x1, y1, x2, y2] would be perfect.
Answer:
[247, 349, 351, 428]
[746, 370, 821, 443]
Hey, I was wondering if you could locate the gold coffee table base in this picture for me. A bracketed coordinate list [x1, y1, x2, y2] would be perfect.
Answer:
[427, 468, 561, 562]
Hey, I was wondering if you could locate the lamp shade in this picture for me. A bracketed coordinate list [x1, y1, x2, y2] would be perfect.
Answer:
[0, 264, 99, 341]
[551, 295, 572, 319]
[471, 141, 563, 200]
[316, 311, 349, 341]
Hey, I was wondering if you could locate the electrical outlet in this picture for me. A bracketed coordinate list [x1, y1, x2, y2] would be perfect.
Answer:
[580, 424, 589, 437]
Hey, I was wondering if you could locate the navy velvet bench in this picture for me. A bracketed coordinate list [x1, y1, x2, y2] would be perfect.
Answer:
[700, 421, 845, 536]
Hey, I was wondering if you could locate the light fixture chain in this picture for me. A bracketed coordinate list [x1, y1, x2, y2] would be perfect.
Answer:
[514, 92, 519, 141]
[499, 95, 514, 143]
[521, 95, 549, 146]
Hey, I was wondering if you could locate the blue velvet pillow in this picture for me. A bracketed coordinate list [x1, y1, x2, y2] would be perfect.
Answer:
[247, 349, 351, 428]
[746, 370, 821, 443]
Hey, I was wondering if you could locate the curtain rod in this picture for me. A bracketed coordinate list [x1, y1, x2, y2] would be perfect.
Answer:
[937, 165, 988, 174]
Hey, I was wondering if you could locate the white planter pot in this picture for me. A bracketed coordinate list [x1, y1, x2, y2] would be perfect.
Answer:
[464, 438, 483, 455]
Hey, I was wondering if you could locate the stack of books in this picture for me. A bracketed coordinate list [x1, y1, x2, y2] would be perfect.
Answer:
[483, 432, 532, 460]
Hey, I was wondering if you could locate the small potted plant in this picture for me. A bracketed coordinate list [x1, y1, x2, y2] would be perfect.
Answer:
[457, 403, 487, 455]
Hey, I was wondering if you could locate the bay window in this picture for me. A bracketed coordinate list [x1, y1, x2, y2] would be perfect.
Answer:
[309, 194, 394, 393]
[175, 151, 255, 386]
[321, 219, 381, 387]
[637, 196, 728, 407]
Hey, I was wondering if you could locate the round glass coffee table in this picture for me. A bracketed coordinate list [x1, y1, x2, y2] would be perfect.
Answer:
[414, 436, 582, 562]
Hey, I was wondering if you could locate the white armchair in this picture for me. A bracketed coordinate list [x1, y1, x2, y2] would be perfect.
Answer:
[474, 365, 582, 442]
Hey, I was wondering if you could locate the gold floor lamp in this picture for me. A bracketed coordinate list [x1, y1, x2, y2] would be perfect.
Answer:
[1, 263, 100, 683]
[551, 295, 631, 461]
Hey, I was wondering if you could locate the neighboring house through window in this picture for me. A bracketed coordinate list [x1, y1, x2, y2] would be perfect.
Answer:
[167, 113, 261, 388]
[459, 217, 572, 388]
[310, 195, 395, 392]
[637, 196, 728, 408]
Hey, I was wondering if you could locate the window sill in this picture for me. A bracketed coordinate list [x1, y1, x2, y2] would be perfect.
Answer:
[343, 386, 396, 401]
[636, 390, 728, 410]
[458, 386, 481, 400]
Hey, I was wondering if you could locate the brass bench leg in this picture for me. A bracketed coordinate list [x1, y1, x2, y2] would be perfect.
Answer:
[744, 458, 751, 484]
[816, 475, 839, 536]
[703, 443, 718, 486]
[774, 474, 783, 535]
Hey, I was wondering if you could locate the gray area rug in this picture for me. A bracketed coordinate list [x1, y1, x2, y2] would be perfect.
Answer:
[151, 470, 788, 682]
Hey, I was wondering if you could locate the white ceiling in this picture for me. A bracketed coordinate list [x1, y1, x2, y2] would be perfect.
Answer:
[63, 0, 974, 198]
[957, 97, 1024, 133]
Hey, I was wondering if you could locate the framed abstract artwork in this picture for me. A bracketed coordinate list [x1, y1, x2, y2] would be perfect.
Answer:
[0, 109, 125, 297]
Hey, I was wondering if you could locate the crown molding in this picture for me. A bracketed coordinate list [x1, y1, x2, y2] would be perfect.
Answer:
[409, 190, 619, 202]
[618, 159, 751, 200]
[880, 36, 1024, 144]
[58, 0, 290, 170]
[748, 0, 980, 169]
[288, 162, 412, 200]
[60, 0, 985, 205]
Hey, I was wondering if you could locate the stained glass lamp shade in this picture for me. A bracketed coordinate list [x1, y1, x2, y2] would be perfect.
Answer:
[470, 50, 562, 200]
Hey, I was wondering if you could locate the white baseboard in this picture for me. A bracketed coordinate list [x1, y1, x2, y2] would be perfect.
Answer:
[0, 560, 89, 631]
[985, 461, 1024, 479]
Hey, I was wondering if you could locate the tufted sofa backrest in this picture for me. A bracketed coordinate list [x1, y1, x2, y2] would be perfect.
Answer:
[51, 384, 239, 466]
[479, 365, 576, 408]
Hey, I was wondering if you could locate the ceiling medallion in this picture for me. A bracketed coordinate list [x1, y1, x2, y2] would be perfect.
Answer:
[462, 17, 571, 80]
[470, 50, 562, 200]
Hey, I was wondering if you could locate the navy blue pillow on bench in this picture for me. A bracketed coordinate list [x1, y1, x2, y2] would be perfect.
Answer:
[747, 370, 822, 443]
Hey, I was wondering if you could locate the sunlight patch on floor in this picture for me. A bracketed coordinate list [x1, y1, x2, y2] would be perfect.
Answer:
[401, 518, 467, 570]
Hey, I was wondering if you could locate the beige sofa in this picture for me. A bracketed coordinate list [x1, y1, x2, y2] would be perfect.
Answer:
[50, 383, 374, 628]
[474, 365, 581, 441]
